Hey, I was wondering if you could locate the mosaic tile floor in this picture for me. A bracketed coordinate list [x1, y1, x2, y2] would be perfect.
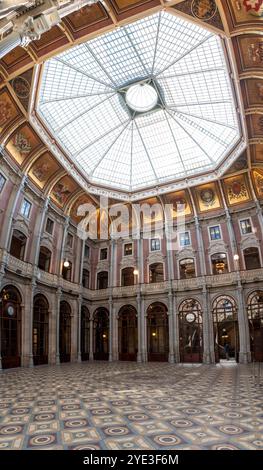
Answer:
[0, 361, 263, 450]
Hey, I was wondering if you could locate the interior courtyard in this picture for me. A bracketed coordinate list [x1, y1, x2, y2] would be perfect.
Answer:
[0, 0, 263, 453]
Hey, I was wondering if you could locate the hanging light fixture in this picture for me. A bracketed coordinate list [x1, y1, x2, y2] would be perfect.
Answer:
[63, 260, 70, 268]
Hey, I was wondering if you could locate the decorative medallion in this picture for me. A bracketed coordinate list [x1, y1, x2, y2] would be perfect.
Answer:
[191, 0, 217, 20]
[13, 132, 32, 156]
[200, 188, 215, 207]
[32, 162, 50, 182]
[243, 0, 263, 16]
[12, 76, 30, 99]
[227, 180, 248, 201]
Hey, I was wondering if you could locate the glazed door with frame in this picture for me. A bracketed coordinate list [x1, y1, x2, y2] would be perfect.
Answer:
[179, 299, 203, 363]
[147, 303, 169, 362]
[93, 308, 109, 361]
[33, 295, 49, 365]
[118, 306, 137, 361]
[0, 287, 21, 369]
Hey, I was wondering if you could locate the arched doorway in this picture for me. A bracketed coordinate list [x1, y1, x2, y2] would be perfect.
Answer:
[33, 294, 49, 365]
[59, 301, 71, 363]
[0, 286, 21, 369]
[118, 305, 137, 361]
[179, 299, 203, 363]
[147, 302, 168, 362]
[212, 295, 239, 363]
[248, 291, 263, 362]
[93, 308, 109, 360]
[81, 306, 90, 361]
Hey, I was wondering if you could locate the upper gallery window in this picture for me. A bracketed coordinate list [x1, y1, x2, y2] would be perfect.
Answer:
[124, 243, 133, 256]
[151, 239, 161, 252]
[45, 218, 54, 235]
[20, 199, 32, 219]
[209, 225, 221, 241]
[0, 173, 6, 193]
[179, 232, 191, 247]
[100, 248, 108, 260]
[66, 233, 73, 248]
[240, 218, 252, 235]
[84, 244, 90, 258]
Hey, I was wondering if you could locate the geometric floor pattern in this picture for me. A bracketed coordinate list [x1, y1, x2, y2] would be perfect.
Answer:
[0, 362, 263, 450]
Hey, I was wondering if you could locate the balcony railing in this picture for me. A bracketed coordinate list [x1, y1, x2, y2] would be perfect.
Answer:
[2, 251, 263, 300]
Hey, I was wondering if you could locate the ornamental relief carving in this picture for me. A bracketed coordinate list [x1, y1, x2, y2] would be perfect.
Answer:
[147, 252, 165, 264]
[240, 233, 260, 250]
[12, 217, 30, 237]
[176, 248, 196, 260]
[120, 256, 136, 268]
[207, 240, 228, 255]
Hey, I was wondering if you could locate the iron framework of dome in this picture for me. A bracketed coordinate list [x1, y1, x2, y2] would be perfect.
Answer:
[36, 11, 242, 193]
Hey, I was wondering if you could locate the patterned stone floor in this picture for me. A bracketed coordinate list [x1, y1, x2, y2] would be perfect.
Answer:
[0, 361, 263, 450]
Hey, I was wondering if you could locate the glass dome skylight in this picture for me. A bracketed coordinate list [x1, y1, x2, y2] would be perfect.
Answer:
[37, 11, 241, 192]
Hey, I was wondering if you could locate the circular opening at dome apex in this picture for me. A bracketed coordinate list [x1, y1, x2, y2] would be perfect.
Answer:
[125, 83, 158, 113]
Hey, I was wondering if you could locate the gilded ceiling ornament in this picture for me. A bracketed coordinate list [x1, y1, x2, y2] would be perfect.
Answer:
[255, 172, 263, 195]
[174, 197, 188, 210]
[13, 132, 32, 155]
[12, 76, 30, 99]
[191, 0, 217, 20]
[0, 99, 13, 126]
[257, 82, 263, 99]
[200, 188, 215, 207]
[248, 42, 263, 63]
[243, 0, 263, 16]
[228, 180, 248, 201]
[258, 116, 263, 131]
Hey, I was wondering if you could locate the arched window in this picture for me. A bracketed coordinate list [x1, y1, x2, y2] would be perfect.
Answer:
[179, 299, 203, 363]
[244, 247, 261, 270]
[0, 286, 21, 368]
[97, 271, 108, 290]
[33, 294, 49, 365]
[179, 258, 196, 279]
[59, 301, 71, 363]
[121, 267, 134, 287]
[212, 295, 239, 362]
[149, 263, 164, 283]
[38, 246, 51, 272]
[247, 291, 263, 362]
[211, 253, 228, 275]
[9, 230, 27, 260]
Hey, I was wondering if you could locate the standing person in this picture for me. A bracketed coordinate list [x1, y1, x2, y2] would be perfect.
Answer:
[224, 342, 230, 361]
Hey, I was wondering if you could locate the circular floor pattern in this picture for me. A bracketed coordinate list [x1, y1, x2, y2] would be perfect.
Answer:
[103, 426, 130, 436]
[0, 425, 23, 435]
[170, 419, 194, 428]
[29, 434, 56, 446]
[219, 425, 243, 435]
[64, 419, 88, 428]
[153, 435, 181, 446]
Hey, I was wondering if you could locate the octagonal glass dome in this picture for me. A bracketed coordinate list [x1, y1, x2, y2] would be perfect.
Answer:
[36, 11, 241, 192]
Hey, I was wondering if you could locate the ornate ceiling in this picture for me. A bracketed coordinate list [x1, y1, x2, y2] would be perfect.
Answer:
[0, 0, 263, 219]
